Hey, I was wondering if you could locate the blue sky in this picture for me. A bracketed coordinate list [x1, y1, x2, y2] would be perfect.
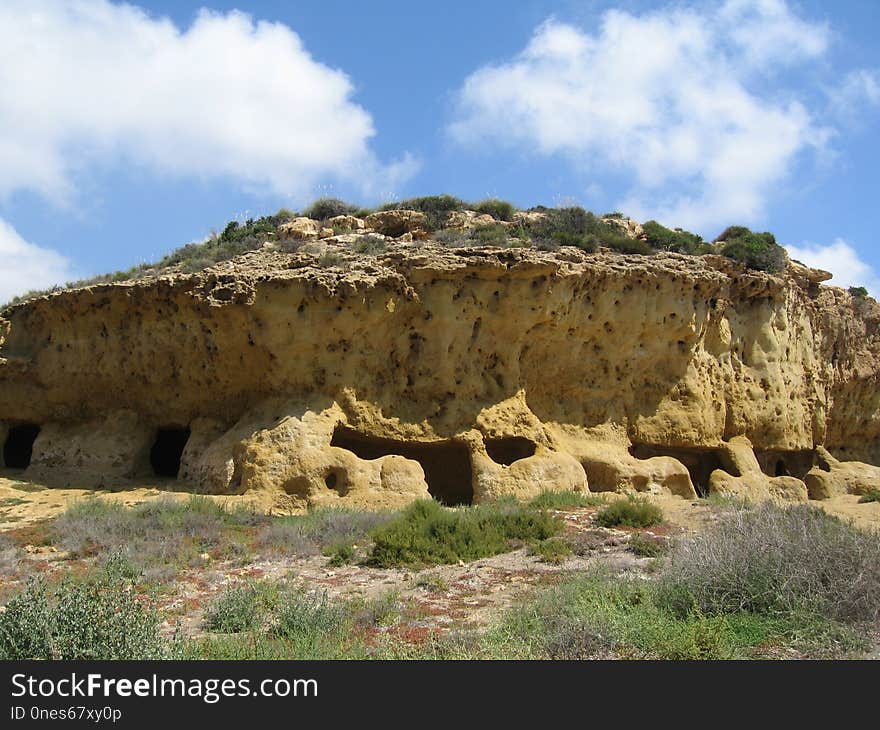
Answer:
[1, 0, 879, 301]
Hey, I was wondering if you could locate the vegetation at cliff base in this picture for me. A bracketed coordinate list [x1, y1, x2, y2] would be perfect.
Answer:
[0, 555, 165, 660]
[368, 499, 561, 568]
[1, 497, 877, 660]
[595, 495, 664, 528]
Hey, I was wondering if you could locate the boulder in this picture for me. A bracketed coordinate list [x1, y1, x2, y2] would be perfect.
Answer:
[602, 217, 645, 240]
[327, 215, 365, 232]
[277, 217, 320, 241]
[365, 210, 428, 238]
[803, 447, 880, 499]
[709, 436, 808, 502]
[447, 211, 499, 229]
[567, 440, 697, 499]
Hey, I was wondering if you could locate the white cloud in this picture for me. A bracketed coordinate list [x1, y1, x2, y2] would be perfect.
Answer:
[828, 69, 880, 124]
[786, 239, 880, 296]
[0, 0, 415, 204]
[720, 0, 829, 66]
[0, 219, 78, 304]
[449, 0, 836, 232]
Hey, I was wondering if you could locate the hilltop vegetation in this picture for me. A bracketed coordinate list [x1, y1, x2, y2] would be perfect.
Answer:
[2, 195, 797, 308]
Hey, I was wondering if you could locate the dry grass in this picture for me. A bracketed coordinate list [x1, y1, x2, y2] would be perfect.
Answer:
[660, 502, 880, 622]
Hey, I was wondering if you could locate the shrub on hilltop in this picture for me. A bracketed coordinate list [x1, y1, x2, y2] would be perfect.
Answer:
[474, 198, 516, 221]
[715, 226, 787, 273]
[302, 198, 357, 221]
[642, 220, 705, 254]
[380, 195, 466, 230]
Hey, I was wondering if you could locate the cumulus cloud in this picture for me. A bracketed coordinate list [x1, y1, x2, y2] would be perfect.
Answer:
[786, 239, 880, 296]
[0, 0, 415, 204]
[449, 0, 839, 231]
[0, 219, 78, 304]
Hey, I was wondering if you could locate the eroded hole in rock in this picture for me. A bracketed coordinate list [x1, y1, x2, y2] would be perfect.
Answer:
[3, 424, 40, 469]
[150, 427, 191, 478]
[629, 444, 724, 497]
[485, 437, 537, 466]
[324, 468, 349, 496]
[754, 450, 815, 480]
[330, 425, 473, 506]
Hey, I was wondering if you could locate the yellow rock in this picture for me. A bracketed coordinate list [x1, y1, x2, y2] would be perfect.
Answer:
[1, 244, 878, 509]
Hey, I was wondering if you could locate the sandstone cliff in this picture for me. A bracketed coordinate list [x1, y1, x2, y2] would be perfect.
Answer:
[2, 224, 879, 511]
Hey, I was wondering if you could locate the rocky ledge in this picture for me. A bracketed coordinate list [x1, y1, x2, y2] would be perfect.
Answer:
[1, 213, 879, 511]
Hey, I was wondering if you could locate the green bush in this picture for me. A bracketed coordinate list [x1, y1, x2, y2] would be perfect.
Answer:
[474, 199, 515, 221]
[628, 533, 667, 557]
[353, 236, 387, 255]
[471, 224, 510, 246]
[323, 542, 355, 566]
[858, 488, 880, 503]
[492, 571, 734, 660]
[659, 503, 880, 622]
[529, 490, 602, 509]
[381, 195, 465, 231]
[642, 220, 704, 254]
[596, 496, 664, 528]
[274, 589, 348, 656]
[431, 228, 469, 247]
[0, 557, 166, 659]
[527, 207, 636, 252]
[475, 569, 866, 660]
[604, 236, 654, 255]
[528, 538, 572, 564]
[204, 582, 275, 633]
[303, 198, 357, 221]
[849, 286, 869, 299]
[368, 500, 560, 568]
[550, 231, 598, 252]
[717, 227, 787, 273]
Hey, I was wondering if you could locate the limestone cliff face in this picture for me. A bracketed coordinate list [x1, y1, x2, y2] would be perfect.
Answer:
[1, 242, 878, 510]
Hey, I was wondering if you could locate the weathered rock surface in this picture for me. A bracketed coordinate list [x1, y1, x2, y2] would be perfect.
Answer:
[278, 217, 321, 241]
[364, 210, 428, 239]
[803, 447, 880, 499]
[1, 237, 878, 511]
[708, 435, 809, 502]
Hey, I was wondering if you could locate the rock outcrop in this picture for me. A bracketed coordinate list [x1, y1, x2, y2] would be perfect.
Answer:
[1, 224, 879, 511]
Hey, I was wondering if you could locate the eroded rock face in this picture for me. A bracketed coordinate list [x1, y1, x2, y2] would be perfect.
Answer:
[1, 242, 878, 510]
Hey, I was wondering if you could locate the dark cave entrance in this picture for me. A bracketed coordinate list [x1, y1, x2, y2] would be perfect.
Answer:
[754, 450, 815, 480]
[629, 444, 725, 497]
[330, 425, 473, 506]
[150, 427, 191, 478]
[485, 437, 537, 466]
[3, 424, 40, 469]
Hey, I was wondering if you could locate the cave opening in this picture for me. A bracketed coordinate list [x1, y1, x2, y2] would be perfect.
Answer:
[754, 450, 815, 480]
[3, 424, 40, 469]
[484, 437, 537, 466]
[629, 444, 724, 497]
[330, 425, 473, 506]
[150, 427, 191, 478]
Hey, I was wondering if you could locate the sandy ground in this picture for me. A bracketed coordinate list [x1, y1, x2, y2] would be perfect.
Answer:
[2, 472, 879, 532]
[0, 472, 270, 530]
